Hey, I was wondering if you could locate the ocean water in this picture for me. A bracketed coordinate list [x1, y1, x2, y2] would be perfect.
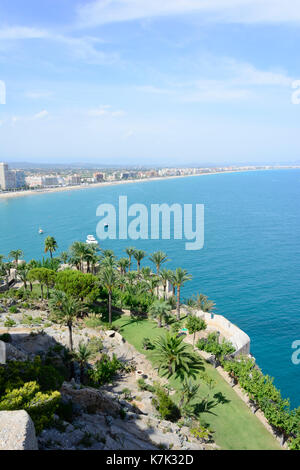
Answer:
[0, 169, 299, 408]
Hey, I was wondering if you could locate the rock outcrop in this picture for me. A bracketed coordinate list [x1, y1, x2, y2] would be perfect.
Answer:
[0, 411, 38, 450]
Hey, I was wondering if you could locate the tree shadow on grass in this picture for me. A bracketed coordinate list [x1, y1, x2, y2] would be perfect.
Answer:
[213, 392, 230, 405]
[192, 399, 218, 417]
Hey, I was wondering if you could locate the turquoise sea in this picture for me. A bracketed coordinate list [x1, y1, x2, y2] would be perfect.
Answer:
[0, 169, 299, 408]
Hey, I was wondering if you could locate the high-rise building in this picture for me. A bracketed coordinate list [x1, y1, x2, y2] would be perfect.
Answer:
[14, 170, 26, 188]
[0, 163, 17, 190]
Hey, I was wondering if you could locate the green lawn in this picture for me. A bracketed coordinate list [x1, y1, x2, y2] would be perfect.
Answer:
[112, 315, 281, 451]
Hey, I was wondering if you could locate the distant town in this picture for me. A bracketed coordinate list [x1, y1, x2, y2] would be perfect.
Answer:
[0, 161, 299, 193]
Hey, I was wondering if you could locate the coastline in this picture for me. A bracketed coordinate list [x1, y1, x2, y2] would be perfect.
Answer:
[0, 167, 298, 200]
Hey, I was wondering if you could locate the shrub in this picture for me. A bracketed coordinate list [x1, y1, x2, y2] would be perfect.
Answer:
[0, 381, 60, 434]
[87, 337, 103, 357]
[84, 316, 103, 329]
[4, 317, 16, 328]
[0, 356, 64, 395]
[9, 305, 18, 314]
[189, 422, 212, 442]
[88, 354, 122, 386]
[137, 378, 155, 393]
[152, 385, 181, 422]
[196, 333, 235, 359]
[223, 357, 300, 448]
[121, 388, 133, 401]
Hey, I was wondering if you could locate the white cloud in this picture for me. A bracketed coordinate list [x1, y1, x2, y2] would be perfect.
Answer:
[25, 91, 53, 100]
[0, 26, 48, 40]
[76, 0, 300, 27]
[0, 26, 116, 65]
[137, 58, 293, 103]
[32, 110, 49, 120]
[87, 105, 125, 117]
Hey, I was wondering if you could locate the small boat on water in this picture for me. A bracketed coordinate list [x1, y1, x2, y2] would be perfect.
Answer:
[39, 228, 44, 234]
[86, 235, 98, 245]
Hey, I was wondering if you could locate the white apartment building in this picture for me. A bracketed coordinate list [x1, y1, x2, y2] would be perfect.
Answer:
[0, 163, 25, 190]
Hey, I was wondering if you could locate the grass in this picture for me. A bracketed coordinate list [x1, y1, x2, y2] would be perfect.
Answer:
[112, 314, 282, 450]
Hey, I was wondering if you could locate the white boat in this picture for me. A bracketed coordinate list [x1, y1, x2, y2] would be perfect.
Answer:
[86, 235, 98, 245]
[39, 228, 44, 234]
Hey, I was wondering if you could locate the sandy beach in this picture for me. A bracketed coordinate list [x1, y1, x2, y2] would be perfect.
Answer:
[0, 173, 208, 200]
[0, 167, 296, 200]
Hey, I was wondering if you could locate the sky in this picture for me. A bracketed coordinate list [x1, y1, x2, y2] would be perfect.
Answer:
[0, 0, 300, 166]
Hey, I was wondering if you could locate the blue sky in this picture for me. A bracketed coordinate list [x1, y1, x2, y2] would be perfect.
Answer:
[0, 0, 300, 165]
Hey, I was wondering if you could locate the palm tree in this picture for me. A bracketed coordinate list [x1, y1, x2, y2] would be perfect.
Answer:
[1, 261, 12, 285]
[133, 249, 146, 272]
[149, 299, 172, 328]
[83, 245, 98, 273]
[50, 291, 82, 351]
[125, 247, 136, 272]
[74, 342, 92, 384]
[17, 264, 30, 289]
[179, 378, 200, 409]
[118, 258, 129, 275]
[167, 270, 176, 296]
[172, 268, 192, 321]
[202, 299, 216, 314]
[44, 236, 58, 259]
[70, 241, 88, 271]
[160, 269, 170, 300]
[153, 333, 202, 379]
[9, 249, 24, 265]
[59, 251, 69, 265]
[126, 271, 138, 285]
[149, 251, 169, 275]
[141, 266, 152, 280]
[147, 276, 160, 297]
[100, 267, 117, 325]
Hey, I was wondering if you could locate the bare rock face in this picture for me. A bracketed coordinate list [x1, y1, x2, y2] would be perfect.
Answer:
[0, 411, 38, 450]
[60, 382, 123, 416]
[0, 340, 28, 363]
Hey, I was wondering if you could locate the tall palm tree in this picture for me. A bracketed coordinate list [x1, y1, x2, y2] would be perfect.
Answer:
[149, 299, 172, 328]
[153, 333, 202, 379]
[118, 258, 129, 275]
[133, 249, 146, 272]
[44, 236, 58, 259]
[141, 266, 152, 280]
[147, 276, 160, 297]
[100, 267, 117, 325]
[70, 241, 88, 271]
[101, 255, 117, 269]
[50, 291, 82, 351]
[167, 270, 176, 297]
[83, 245, 98, 273]
[160, 269, 170, 300]
[125, 247, 136, 272]
[9, 249, 24, 265]
[172, 268, 192, 321]
[149, 251, 169, 275]
[126, 271, 138, 285]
